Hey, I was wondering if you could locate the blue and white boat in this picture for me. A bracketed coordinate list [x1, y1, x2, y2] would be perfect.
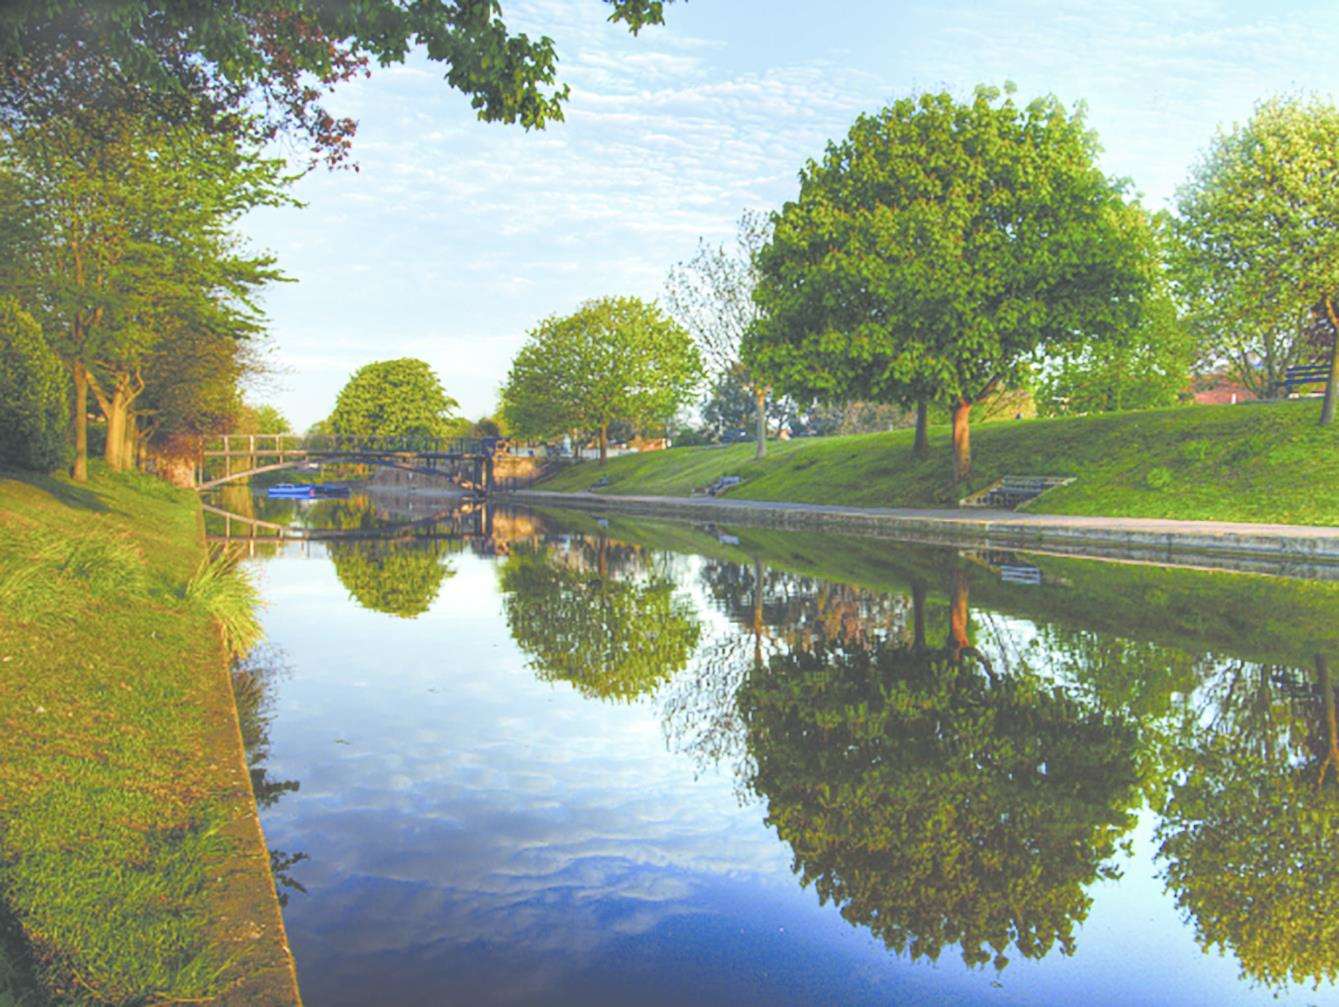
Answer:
[266, 483, 352, 499]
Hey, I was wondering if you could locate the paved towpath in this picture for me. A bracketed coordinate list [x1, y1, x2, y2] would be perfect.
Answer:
[509, 489, 1339, 572]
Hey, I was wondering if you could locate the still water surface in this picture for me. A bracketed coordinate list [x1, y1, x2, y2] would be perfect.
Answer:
[211, 491, 1339, 1007]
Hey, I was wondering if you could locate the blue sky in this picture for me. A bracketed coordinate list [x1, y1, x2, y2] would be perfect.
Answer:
[243, 0, 1339, 429]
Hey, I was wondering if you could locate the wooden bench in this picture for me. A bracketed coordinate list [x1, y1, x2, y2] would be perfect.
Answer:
[1284, 364, 1330, 393]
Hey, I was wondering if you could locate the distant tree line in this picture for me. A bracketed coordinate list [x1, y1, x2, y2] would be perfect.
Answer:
[500, 86, 1339, 482]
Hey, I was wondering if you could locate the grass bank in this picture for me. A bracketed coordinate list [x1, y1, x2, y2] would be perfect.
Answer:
[0, 464, 297, 1006]
[540, 400, 1339, 525]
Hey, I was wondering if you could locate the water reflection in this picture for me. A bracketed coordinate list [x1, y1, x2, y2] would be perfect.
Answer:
[738, 571, 1142, 971]
[499, 537, 701, 701]
[231, 646, 308, 906]
[240, 497, 1339, 1005]
[1157, 655, 1339, 989]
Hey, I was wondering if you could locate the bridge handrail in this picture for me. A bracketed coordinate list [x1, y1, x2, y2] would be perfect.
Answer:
[204, 433, 499, 456]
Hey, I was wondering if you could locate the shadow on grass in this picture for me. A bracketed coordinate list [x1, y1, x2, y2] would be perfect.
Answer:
[0, 467, 109, 515]
[0, 909, 46, 1007]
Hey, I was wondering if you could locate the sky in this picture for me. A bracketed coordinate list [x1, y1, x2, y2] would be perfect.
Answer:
[242, 0, 1339, 430]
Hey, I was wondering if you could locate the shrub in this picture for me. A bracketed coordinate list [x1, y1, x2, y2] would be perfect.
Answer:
[1145, 466, 1174, 490]
[0, 299, 69, 473]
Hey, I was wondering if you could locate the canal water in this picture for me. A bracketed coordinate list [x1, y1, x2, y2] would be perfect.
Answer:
[208, 491, 1339, 1007]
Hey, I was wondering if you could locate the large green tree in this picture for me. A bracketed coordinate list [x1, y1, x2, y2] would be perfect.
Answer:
[501, 296, 702, 463]
[0, 1, 674, 167]
[1174, 95, 1339, 423]
[327, 358, 462, 444]
[748, 85, 1153, 480]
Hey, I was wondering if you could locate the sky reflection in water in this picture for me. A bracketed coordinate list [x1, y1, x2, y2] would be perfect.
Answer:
[224, 497, 1339, 1007]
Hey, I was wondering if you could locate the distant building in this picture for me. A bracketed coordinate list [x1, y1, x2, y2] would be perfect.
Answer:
[1191, 374, 1256, 405]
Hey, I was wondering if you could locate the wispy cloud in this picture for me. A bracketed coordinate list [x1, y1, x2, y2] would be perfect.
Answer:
[244, 0, 1339, 426]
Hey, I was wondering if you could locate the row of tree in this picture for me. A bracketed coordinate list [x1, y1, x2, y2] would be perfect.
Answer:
[0, 0, 674, 480]
[0, 109, 290, 479]
[500, 86, 1339, 481]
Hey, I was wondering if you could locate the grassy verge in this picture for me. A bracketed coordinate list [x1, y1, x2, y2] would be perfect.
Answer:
[539, 400, 1339, 525]
[0, 463, 281, 1006]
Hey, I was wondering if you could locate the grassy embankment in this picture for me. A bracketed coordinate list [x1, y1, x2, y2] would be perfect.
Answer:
[540, 400, 1339, 525]
[0, 464, 294, 1006]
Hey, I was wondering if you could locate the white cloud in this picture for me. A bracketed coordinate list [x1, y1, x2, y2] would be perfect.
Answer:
[244, 0, 1339, 428]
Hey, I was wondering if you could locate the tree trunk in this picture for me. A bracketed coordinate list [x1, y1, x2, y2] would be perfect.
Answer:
[598, 424, 608, 465]
[951, 399, 972, 482]
[754, 385, 767, 460]
[753, 558, 765, 667]
[123, 414, 138, 472]
[913, 400, 929, 458]
[1320, 297, 1339, 427]
[103, 386, 127, 472]
[71, 362, 89, 482]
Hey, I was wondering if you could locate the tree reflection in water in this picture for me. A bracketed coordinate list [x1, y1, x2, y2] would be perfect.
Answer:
[1156, 655, 1339, 989]
[308, 498, 462, 619]
[736, 566, 1142, 970]
[494, 520, 1339, 989]
[231, 646, 307, 907]
[498, 536, 701, 702]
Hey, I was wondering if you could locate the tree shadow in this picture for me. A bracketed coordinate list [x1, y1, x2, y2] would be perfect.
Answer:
[0, 467, 109, 514]
[0, 905, 46, 1006]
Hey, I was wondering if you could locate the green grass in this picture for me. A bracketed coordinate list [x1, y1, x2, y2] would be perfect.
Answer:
[0, 464, 259, 1005]
[540, 400, 1339, 525]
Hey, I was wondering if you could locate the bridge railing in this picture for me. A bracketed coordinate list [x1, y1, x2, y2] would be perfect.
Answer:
[203, 434, 499, 457]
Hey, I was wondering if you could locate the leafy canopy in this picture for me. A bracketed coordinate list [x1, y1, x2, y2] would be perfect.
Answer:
[501, 296, 702, 442]
[0, 298, 69, 472]
[328, 358, 461, 442]
[1173, 94, 1339, 399]
[748, 85, 1153, 414]
[0, 1, 675, 166]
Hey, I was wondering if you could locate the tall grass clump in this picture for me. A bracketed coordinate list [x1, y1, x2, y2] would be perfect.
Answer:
[42, 530, 149, 596]
[184, 551, 263, 658]
[0, 524, 148, 622]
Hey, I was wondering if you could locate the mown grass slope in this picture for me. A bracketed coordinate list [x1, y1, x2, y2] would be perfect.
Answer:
[539, 400, 1339, 525]
[0, 464, 275, 1006]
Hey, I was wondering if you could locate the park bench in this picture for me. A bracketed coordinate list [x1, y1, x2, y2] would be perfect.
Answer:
[1284, 364, 1331, 394]
[693, 475, 742, 497]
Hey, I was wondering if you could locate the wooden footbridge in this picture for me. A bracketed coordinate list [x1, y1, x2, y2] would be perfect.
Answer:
[196, 434, 499, 492]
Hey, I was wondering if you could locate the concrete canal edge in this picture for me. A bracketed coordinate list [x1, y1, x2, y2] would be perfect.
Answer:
[505, 490, 1339, 579]
[196, 508, 304, 1007]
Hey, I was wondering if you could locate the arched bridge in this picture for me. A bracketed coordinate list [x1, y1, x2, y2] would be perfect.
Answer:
[196, 434, 499, 491]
